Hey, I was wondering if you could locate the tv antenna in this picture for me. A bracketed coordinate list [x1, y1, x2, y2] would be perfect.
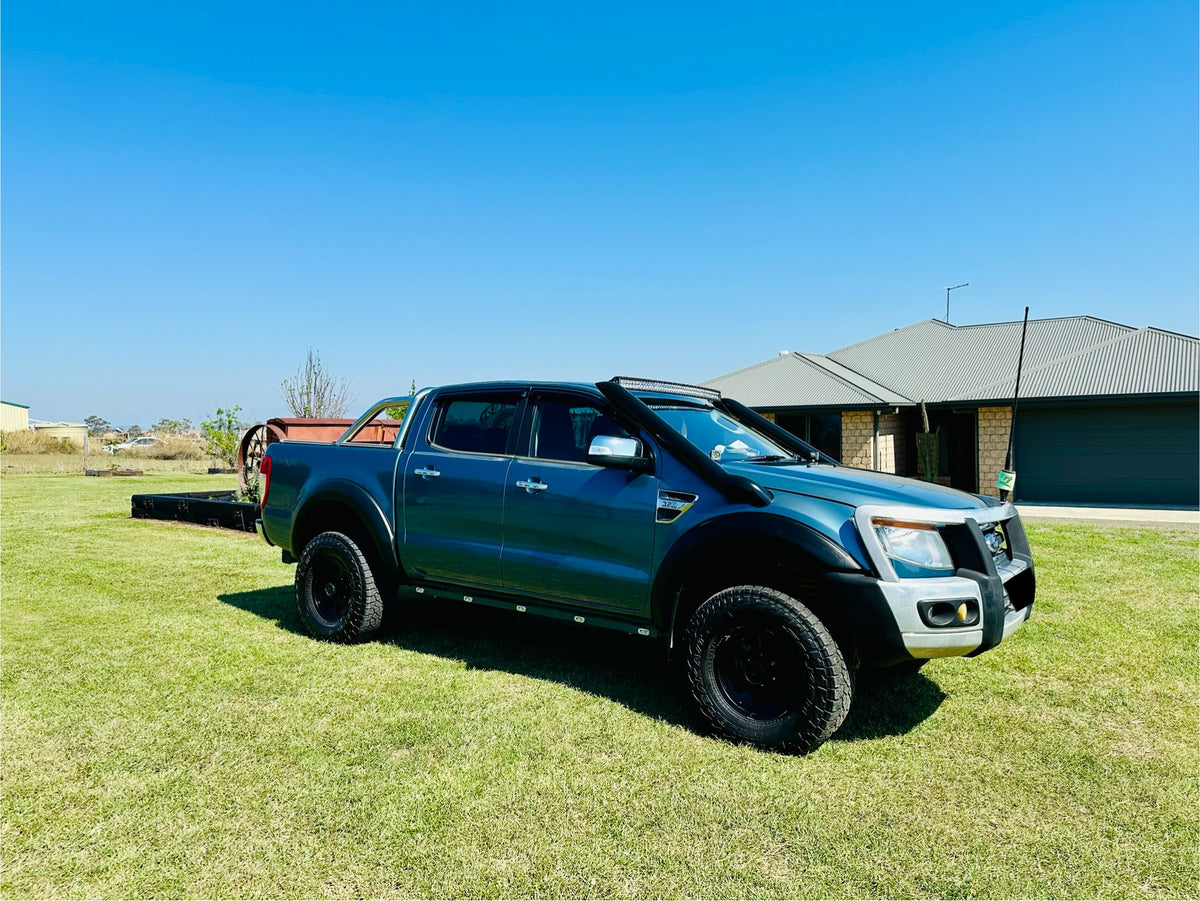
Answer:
[945, 283, 969, 323]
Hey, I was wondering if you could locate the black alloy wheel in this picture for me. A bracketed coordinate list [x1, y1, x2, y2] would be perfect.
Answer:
[295, 531, 384, 642]
[710, 614, 808, 721]
[685, 585, 853, 754]
[309, 547, 354, 627]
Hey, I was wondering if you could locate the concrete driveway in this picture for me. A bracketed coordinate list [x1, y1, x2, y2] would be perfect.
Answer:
[1016, 504, 1199, 529]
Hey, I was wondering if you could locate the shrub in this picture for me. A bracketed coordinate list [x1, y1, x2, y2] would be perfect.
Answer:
[0, 431, 80, 454]
[126, 436, 205, 460]
[202, 407, 243, 468]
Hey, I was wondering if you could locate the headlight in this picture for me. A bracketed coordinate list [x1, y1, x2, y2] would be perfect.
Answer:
[873, 520, 954, 575]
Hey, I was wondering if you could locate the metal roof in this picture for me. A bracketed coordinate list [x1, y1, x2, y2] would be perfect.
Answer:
[707, 316, 1199, 408]
[702, 352, 911, 407]
[959, 326, 1200, 401]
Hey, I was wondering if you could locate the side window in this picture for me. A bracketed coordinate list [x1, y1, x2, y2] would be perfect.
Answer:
[531, 398, 632, 464]
[432, 397, 519, 455]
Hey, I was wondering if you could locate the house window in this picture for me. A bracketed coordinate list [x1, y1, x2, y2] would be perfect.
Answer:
[775, 413, 842, 461]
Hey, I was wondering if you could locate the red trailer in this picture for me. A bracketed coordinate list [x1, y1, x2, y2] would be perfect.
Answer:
[238, 416, 406, 492]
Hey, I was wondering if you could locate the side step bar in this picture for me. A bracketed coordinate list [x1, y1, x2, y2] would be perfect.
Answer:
[401, 583, 660, 639]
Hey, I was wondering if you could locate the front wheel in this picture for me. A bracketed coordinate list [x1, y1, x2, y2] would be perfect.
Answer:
[684, 585, 853, 754]
[295, 531, 384, 642]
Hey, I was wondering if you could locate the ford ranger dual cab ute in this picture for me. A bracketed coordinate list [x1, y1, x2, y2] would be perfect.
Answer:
[257, 377, 1035, 753]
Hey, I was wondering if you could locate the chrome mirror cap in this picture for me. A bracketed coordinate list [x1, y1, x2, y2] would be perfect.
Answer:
[588, 435, 642, 460]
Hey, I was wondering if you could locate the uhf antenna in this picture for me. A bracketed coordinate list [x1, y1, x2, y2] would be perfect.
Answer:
[998, 307, 1030, 502]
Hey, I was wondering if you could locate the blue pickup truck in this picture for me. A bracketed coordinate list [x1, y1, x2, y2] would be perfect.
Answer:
[258, 377, 1035, 753]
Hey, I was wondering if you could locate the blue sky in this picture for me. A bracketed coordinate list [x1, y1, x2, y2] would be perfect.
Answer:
[3, 1, 1196, 427]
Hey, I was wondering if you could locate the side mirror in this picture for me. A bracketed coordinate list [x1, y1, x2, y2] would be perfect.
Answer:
[588, 435, 652, 473]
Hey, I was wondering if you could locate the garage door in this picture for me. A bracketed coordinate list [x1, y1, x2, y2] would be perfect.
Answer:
[1015, 402, 1198, 506]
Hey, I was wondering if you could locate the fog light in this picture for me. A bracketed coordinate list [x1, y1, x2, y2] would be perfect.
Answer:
[918, 599, 980, 628]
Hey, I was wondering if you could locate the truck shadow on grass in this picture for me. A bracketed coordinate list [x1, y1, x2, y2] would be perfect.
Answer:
[218, 586, 946, 748]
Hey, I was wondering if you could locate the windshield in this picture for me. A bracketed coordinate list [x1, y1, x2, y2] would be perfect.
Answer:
[648, 402, 795, 463]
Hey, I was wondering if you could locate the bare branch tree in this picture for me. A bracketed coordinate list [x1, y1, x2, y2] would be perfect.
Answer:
[280, 348, 355, 418]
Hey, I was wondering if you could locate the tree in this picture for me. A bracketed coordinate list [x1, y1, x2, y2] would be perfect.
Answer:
[385, 380, 419, 420]
[151, 417, 192, 435]
[202, 406, 243, 468]
[280, 348, 354, 418]
[84, 415, 111, 436]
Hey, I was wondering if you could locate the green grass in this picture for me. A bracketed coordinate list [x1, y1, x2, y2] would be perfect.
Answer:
[2, 472, 1197, 899]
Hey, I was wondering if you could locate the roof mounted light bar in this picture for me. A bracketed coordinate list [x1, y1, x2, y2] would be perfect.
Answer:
[610, 376, 721, 401]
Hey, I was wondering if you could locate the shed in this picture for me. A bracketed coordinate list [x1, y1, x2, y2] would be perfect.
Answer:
[1, 401, 30, 432]
[32, 423, 88, 447]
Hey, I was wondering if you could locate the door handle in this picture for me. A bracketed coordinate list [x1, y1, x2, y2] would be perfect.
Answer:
[516, 479, 548, 493]
[414, 467, 441, 479]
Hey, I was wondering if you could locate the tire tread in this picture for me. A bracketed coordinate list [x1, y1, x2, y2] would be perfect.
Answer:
[295, 531, 384, 642]
[684, 585, 852, 753]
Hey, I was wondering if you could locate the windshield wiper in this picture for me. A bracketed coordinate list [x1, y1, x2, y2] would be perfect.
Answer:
[743, 454, 800, 464]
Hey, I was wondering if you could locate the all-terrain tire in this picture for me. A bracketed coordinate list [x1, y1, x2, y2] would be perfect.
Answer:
[684, 585, 853, 754]
[295, 531, 384, 642]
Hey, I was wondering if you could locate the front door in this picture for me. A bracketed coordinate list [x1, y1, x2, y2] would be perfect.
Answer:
[401, 392, 522, 588]
[501, 393, 659, 611]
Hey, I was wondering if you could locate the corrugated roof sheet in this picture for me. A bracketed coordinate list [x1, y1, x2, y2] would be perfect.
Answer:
[960, 326, 1200, 400]
[703, 353, 910, 407]
[706, 316, 1198, 407]
[826, 317, 1136, 402]
[793, 354, 913, 404]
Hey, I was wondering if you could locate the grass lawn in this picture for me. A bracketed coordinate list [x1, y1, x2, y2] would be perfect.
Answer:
[2, 471, 1196, 899]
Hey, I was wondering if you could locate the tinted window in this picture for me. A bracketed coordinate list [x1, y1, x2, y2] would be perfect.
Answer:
[432, 398, 518, 455]
[776, 412, 841, 461]
[809, 413, 841, 461]
[531, 399, 631, 463]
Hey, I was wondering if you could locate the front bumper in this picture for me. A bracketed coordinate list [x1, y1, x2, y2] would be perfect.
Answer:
[853, 503, 1036, 661]
[875, 558, 1033, 657]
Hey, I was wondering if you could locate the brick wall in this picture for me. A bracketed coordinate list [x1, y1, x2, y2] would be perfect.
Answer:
[841, 411, 874, 469]
[875, 413, 906, 474]
[838, 411, 908, 473]
[977, 405, 1013, 497]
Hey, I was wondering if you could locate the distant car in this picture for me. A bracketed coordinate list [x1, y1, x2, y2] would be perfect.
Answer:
[103, 435, 160, 454]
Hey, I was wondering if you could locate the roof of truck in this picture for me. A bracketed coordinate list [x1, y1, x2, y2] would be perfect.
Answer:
[425, 378, 718, 403]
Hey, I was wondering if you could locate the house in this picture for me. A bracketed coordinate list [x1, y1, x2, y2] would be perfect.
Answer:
[704, 316, 1199, 506]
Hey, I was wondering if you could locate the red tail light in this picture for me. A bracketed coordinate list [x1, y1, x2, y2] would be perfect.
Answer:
[259, 455, 272, 508]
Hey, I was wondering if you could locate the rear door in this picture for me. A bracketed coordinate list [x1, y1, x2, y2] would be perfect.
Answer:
[401, 390, 524, 588]
[501, 390, 659, 611]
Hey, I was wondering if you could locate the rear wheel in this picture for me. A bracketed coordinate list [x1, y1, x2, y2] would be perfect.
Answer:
[684, 585, 852, 753]
[295, 531, 384, 642]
